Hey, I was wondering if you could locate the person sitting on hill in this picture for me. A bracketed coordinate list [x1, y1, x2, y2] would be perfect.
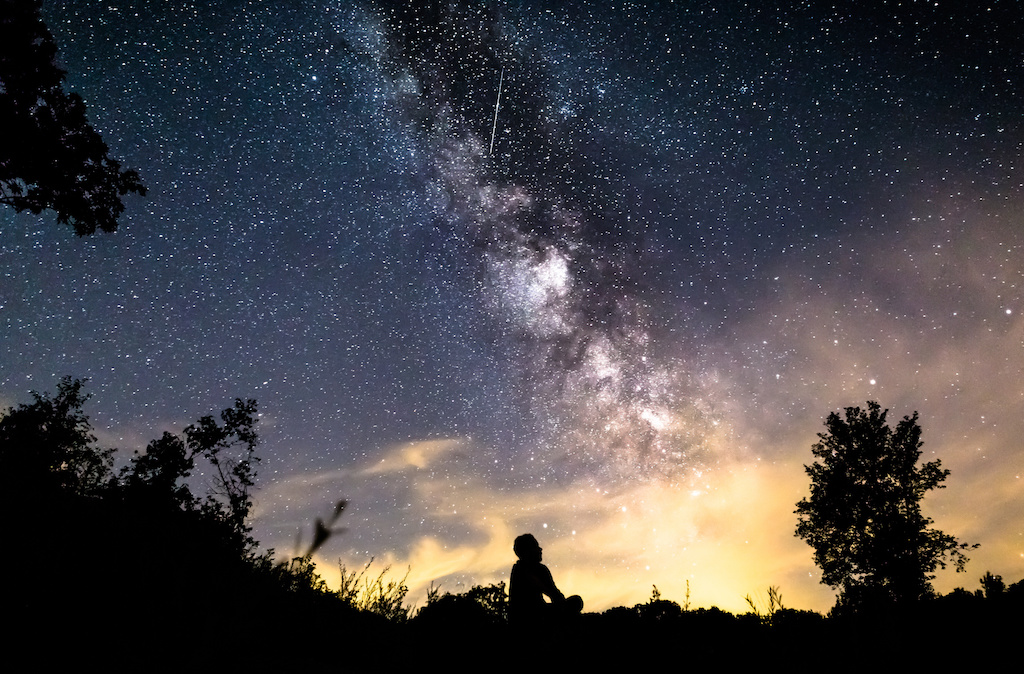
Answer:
[509, 533, 583, 626]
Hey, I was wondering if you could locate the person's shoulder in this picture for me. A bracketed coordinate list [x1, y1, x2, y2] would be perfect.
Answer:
[512, 560, 545, 575]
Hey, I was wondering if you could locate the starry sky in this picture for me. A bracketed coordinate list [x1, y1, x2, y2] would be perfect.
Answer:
[2, 0, 1023, 613]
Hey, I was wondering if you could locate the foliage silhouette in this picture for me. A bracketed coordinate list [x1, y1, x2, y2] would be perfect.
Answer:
[795, 401, 976, 611]
[122, 431, 192, 501]
[185, 397, 261, 547]
[638, 586, 684, 622]
[115, 396, 261, 555]
[0, 0, 145, 234]
[337, 558, 411, 622]
[299, 499, 348, 558]
[744, 585, 785, 623]
[0, 375, 113, 498]
[0, 378, 367, 669]
[979, 570, 1005, 599]
[5, 379, 1020, 669]
[415, 581, 509, 628]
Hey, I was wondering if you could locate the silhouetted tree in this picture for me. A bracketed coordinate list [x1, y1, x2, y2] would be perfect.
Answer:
[0, 376, 113, 499]
[121, 431, 195, 506]
[0, 0, 145, 234]
[117, 397, 260, 552]
[979, 571, 1005, 599]
[0, 378, 404, 670]
[795, 401, 975, 611]
[185, 398, 260, 546]
[417, 581, 509, 627]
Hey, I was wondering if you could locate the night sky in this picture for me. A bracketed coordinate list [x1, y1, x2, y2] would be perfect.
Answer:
[3, 0, 1023, 613]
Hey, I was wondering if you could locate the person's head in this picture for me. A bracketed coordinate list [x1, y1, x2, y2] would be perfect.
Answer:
[514, 533, 542, 562]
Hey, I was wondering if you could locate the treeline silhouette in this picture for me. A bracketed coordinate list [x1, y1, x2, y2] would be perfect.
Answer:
[0, 378, 378, 669]
[2, 378, 1019, 670]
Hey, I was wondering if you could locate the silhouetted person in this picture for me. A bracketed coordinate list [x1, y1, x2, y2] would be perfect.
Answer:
[509, 533, 583, 627]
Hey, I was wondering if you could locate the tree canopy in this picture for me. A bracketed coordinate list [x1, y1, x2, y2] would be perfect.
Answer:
[795, 401, 975, 611]
[0, 375, 112, 498]
[0, 0, 145, 234]
[0, 376, 259, 553]
[0, 377, 371, 669]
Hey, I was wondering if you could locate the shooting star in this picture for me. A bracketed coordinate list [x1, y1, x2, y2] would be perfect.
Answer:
[489, 67, 504, 155]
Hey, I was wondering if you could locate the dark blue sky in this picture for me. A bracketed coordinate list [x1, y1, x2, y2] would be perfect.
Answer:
[2, 1, 1022, 611]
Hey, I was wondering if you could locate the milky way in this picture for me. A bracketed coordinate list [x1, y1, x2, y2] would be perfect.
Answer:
[342, 2, 726, 485]
[2, 1, 1022, 612]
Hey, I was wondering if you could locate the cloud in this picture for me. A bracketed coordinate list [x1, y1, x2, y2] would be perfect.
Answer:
[359, 438, 467, 475]
[250, 186, 1024, 615]
[716, 202, 1024, 596]
[265, 419, 832, 614]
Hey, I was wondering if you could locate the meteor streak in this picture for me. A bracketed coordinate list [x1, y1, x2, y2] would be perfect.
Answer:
[489, 67, 504, 155]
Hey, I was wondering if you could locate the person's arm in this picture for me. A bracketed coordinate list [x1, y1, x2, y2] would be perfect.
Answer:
[539, 564, 566, 604]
